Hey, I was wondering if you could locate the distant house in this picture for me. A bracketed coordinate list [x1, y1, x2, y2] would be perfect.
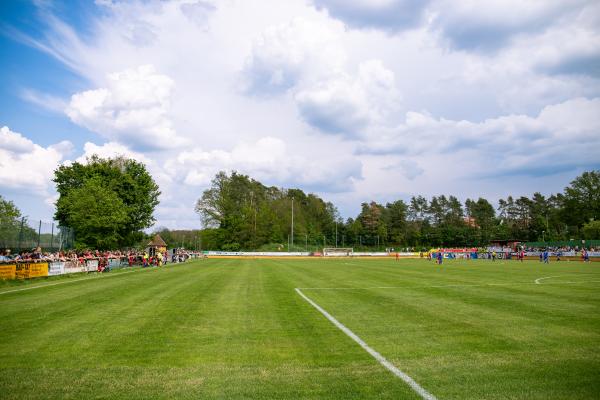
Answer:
[147, 234, 167, 256]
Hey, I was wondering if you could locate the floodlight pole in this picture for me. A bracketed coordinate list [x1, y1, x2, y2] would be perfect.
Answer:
[291, 197, 294, 250]
[37, 220, 42, 248]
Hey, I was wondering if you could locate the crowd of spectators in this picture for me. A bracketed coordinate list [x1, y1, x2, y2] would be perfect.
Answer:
[521, 245, 597, 253]
[0, 247, 201, 265]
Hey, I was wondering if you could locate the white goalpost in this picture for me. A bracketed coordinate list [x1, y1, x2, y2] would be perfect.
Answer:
[323, 248, 354, 257]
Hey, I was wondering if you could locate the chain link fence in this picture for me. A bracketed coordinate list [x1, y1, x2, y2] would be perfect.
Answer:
[0, 218, 74, 252]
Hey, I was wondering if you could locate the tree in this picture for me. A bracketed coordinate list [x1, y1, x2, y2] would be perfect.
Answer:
[384, 200, 408, 245]
[582, 220, 600, 240]
[0, 196, 23, 249]
[561, 170, 600, 228]
[54, 156, 160, 248]
[195, 171, 339, 250]
[62, 178, 129, 249]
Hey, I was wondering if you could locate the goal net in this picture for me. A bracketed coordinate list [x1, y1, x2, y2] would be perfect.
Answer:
[323, 248, 354, 257]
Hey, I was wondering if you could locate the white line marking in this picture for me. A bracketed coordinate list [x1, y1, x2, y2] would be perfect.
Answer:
[295, 287, 437, 400]
[535, 275, 564, 284]
[534, 274, 600, 285]
[0, 269, 138, 295]
[300, 279, 600, 291]
[300, 282, 521, 290]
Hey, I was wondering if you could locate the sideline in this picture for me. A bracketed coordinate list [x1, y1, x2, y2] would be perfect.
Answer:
[295, 287, 437, 400]
[0, 269, 140, 295]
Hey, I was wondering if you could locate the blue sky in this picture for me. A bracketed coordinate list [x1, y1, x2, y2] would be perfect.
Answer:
[1, 0, 599, 229]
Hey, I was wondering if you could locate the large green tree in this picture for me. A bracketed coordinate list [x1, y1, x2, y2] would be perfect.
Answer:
[62, 178, 129, 249]
[561, 170, 600, 230]
[195, 171, 338, 250]
[54, 156, 160, 249]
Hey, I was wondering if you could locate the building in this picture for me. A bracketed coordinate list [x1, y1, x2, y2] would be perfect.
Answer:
[147, 234, 167, 257]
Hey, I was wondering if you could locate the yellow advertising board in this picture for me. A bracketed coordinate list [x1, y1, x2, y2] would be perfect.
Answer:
[15, 263, 49, 279]
[0, 264, 16, 280]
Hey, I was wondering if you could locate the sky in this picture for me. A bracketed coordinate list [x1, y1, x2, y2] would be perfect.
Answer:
[1, 0, 599, 230]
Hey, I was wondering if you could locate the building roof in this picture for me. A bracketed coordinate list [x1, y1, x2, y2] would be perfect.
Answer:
[147, 234, 167, 247]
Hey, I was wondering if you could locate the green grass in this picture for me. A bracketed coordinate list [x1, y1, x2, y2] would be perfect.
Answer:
[1, 258, 599, 399]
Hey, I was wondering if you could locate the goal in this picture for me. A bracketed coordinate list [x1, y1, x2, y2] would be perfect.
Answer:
[323, 248, 354, 257]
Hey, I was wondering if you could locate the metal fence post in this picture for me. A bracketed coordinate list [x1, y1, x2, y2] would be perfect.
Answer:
[50, 223, 54, 250]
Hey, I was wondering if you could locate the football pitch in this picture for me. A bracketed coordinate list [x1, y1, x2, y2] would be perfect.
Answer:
[1, 258, 599, 399]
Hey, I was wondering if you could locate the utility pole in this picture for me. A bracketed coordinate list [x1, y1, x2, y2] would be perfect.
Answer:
[335, 221, 338, 248]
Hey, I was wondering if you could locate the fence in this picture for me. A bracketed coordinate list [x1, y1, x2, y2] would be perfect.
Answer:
[0, 253, 201, 280]
[0, 218, 74, 252]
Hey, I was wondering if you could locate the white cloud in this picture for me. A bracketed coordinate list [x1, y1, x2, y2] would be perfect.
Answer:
[166, 136, 362, 192]
[360, 97, 600, 176]
[66, 65, 187, 150]
[431, 0, 588, 52]
[0, 126, 72, 193]
[295, 59, 399, 136]
[0, 126, 36, 153]
[20, 88, 68, 114]
[241, 16, 346, 95]
[75, 141, 150, 164]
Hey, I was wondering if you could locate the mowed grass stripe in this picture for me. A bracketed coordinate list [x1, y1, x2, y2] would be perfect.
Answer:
[0, 259, 423, 399]
[302, 260, 600, 399]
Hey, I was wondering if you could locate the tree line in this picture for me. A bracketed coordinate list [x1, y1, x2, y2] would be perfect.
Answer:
[3, 157, 597, 251]
[194, 170, 600, 250]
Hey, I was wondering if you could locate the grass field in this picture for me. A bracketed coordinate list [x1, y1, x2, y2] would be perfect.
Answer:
[1, 258, 599, 399]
